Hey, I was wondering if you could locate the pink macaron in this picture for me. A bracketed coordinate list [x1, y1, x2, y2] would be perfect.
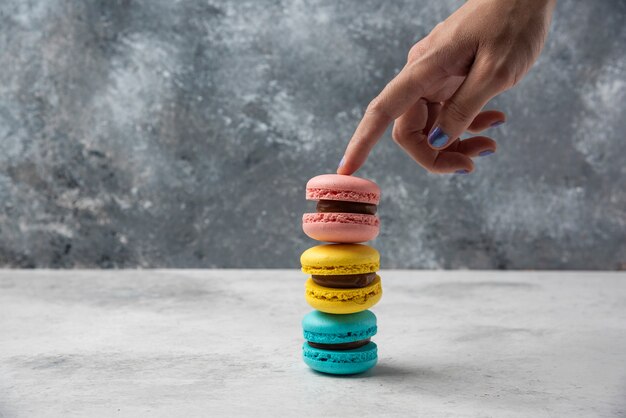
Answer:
[303, 174, 380, 243]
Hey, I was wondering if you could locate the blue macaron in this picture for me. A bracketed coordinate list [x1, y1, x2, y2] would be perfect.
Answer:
[301, 310, 378, 375]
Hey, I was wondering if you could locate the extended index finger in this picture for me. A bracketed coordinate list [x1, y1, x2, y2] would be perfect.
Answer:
[337, 59, 446, 175]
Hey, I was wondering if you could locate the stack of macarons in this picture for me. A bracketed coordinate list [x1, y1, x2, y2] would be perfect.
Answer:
[300, 174, 382, 375]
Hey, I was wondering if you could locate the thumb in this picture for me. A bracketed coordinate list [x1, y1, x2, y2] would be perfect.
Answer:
[427, 60, 508, 150]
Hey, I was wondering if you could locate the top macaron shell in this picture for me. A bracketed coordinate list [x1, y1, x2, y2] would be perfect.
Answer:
[300, 244, 380, 276]
[306, 174, 380, 205]
[302, 310, 377, 345]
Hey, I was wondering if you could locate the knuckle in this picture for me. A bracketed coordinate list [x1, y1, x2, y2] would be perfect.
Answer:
[391, 126, 406, 144]
[445, 100, 472, 123]
[484, 60, 516, 88]
[430, 22, 445, 36]
[407, 38, 431, 62]
[407, 44, 421, 62]
[493, 65, 514, 85]
[365, 96, 389, 119]
[365, 97, 382, 114]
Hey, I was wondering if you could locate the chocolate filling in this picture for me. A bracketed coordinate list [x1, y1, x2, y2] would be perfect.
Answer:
[316, 200, 377, 215]
[311, 272, 376, 289]
[307, 338, 371, 350]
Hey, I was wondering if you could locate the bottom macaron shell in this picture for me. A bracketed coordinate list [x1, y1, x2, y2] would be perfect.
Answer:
[302, 342, 378, 375]
[302, 310, 377, 345]
[305, 276, 382, 314]
[302, 221, 379, 243]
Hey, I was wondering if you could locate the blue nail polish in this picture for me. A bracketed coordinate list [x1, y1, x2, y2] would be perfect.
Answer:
[428, 126, 449, 148]
[455, 169, 469, 175]
[479, 150, 494, 157]
[490, 120, 505, 128]
[338, 156, 345, 169]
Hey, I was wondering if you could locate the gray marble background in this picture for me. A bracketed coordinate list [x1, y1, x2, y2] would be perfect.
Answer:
[0, 0, 624, 269]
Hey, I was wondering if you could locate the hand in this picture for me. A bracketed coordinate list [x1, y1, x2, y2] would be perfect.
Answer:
[337, 0, 556, 175]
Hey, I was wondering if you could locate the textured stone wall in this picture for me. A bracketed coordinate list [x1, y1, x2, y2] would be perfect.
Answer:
[0, 0, 624, 269]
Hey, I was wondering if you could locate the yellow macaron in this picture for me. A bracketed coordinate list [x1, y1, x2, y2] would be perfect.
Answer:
[301, 244, 382, 314]
[304, 276, 382, 314]
[300, 244, 380, 276]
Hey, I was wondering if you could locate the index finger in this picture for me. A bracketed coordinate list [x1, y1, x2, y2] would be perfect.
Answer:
[337, 60, 445, 175]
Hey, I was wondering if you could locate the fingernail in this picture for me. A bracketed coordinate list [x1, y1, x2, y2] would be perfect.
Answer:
[479, 150, 494, 157]
[338, 156, 345, 169]
[455, 169, 469, 175]
[428, 126, 450, 148]
[490, 120, 505, 128]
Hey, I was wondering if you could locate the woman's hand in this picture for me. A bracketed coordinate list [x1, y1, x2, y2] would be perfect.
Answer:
[337, 0, 556, 175]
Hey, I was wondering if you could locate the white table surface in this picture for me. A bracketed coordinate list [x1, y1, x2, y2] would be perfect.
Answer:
[0, 270, 625, 418]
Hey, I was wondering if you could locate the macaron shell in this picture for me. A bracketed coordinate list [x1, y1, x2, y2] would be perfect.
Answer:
[302, 213, 379, 243]
[301, 244, 380, 276]
[305, 276, 382, 314]
[302, 341, 378, 375]
[302, 310, 377, 344]
[306, 174, 380, 205]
